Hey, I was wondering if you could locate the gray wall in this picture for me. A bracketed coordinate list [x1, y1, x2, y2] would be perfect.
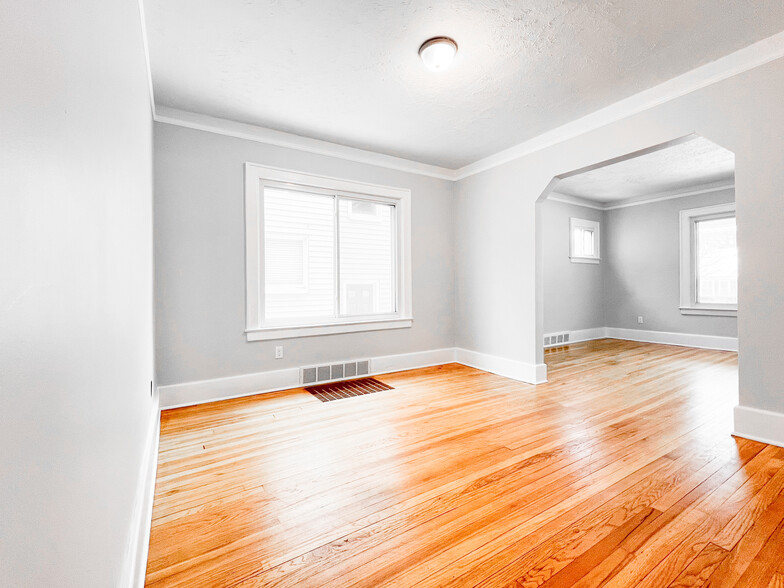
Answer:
[604, 188, 737, 336]
[541, 200, 606, 333]
[541, 189, 737, 338]
[0, 0, 155, 585]
[455, 56, 784, 418]
[154, 123, 455, 386]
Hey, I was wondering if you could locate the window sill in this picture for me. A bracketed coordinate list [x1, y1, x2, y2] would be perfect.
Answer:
[246, 317, 413, 341]
[570, 257, 600, 265]
[680, 307, 737, 317]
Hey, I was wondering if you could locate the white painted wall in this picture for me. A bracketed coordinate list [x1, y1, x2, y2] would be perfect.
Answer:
[154, 123, 454, 387]
[541, 200, 606, 334]
[0, 0, 155, 585]
[455, 57, 784, 421]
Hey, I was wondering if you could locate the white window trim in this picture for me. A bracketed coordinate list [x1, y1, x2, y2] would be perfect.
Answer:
[244, 163, 413, 341]
[570, 217, 601, 264]
[679, 202, 737, 317]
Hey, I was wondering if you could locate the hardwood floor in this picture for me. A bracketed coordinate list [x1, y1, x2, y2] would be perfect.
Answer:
[145, 339, 784, 587]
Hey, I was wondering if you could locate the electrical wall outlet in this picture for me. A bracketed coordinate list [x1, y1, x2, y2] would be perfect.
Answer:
[275, 345, 284, 359]
[638, 316, 644, 324]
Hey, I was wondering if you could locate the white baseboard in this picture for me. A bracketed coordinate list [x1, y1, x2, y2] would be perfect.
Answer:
[568, 327, 607, 344]
[368, 347, 457, 375]
[543, 327, 738, 352]
[455, 348, 547, 384]
[159, 347, 551, 409]
[604, 327, 738, 352]
[158, 328, 738, 410]
[159, 348, 458, 409]
[544, 327, 606, 348]
[159, 366, 300, 409]
[734, 405, 784, 449]
[121, 394, 161, 587]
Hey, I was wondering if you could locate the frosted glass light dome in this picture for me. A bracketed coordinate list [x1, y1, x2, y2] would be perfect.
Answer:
[419, 37, 458, 72]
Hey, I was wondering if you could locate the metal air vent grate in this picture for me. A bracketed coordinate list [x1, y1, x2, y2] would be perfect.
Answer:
[306, 377, 393, 402]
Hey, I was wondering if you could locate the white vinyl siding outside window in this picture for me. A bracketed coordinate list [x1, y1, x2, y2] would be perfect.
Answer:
[338, 198, 396, 316]
[679, 203, 737, 316]
[245, 164, 412, 340]
[264, 188, 333, 317]
[265, 234, 309, 294]
[570, 218, 600, 263]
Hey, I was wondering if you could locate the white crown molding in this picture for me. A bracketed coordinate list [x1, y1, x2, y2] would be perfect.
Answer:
[548, 181, 735, 212]
[603, 180, 734, 210]
[453, 31, 784, 181]
[148, 31, 784, 184]
[153, 106, 458, 181]
[547, 192, 606, 210]
[136, 0, 156, 118]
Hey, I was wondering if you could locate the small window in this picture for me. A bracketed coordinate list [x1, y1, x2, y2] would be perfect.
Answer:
[244, 164, 412, 340]
[679, 203, 737, 316]
[570, 218, 600, 264]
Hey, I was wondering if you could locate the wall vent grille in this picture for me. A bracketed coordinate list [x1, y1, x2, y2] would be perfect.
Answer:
[544, 332, 571, 348]
[301, 359, 371, 385]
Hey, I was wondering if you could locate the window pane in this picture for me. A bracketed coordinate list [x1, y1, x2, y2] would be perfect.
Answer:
[266, 237, 305, 290]
[264, 187, 334, 321]
[338, 198, 395, 316]
[696, 216, 737, 305]
[583, 229, 594, 256]
[573, 227, 594, 257]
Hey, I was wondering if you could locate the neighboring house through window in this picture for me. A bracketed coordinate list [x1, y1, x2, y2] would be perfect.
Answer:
[244, 164, 412, 340]
[679, 202, 737, 316]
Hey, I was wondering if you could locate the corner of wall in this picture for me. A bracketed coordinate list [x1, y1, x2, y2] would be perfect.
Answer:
[449, 173, 459, 350]
[733, 404, 784, 449]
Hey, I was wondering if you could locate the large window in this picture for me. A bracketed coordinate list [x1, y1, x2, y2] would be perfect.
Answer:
[679, 203, 737, 316]
[245, 164, 412, 340]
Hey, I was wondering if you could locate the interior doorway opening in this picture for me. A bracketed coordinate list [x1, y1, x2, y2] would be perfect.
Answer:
[535, 133, 737, 398]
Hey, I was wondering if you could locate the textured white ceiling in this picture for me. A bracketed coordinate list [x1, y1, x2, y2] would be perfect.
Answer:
[144, 0, 784, 169]
[554, 137, 735, 203]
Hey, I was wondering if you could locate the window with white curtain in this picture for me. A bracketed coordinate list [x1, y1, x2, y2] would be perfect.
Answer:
[244, 164, 412, 340]
[679, 202, 737, 316]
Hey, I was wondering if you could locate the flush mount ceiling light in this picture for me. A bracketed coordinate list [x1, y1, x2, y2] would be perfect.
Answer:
[418, 36, 458, 72]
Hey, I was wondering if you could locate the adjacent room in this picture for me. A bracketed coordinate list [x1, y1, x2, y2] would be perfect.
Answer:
[540, 135, 737, 357]
[3, 1, 784, 587]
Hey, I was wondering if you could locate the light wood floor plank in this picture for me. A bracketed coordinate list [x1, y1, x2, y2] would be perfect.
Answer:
[145, 339, 783, 587]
